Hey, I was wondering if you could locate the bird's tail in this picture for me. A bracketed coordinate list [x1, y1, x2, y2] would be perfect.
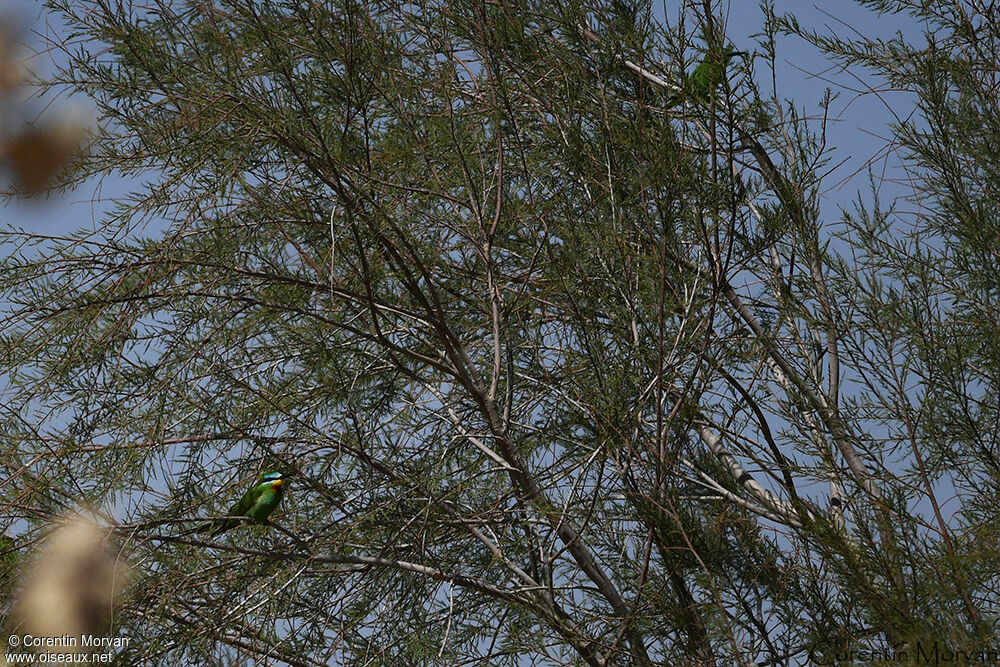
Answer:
[180, 521, 225, 537]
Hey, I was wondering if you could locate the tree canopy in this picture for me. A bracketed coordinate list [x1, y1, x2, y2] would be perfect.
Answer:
[2, 0, 999, 664]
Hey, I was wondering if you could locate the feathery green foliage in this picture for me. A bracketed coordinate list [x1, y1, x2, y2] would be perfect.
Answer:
[1, 0, 998, 664]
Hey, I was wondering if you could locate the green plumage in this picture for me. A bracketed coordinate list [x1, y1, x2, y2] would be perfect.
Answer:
[199, 471, 286, 536]
[667, 47, 744, 108]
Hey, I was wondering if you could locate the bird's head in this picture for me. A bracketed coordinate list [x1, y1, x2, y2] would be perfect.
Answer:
[722, 46, 746, 61]
[260, 471, 285, 489]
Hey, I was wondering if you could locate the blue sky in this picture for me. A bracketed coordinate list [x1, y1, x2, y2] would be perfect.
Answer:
[2, 1, 924, 234]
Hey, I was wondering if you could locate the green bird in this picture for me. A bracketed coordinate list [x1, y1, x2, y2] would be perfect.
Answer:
[198, 471, 286, 536]
[667, 46, 745, 108]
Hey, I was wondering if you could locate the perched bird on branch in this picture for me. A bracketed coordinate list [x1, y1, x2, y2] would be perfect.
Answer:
[198, 471, 286, 536]
[667, 46, 745, 108]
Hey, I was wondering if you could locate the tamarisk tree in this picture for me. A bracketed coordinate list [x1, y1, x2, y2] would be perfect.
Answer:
[1, 0, 997, 664]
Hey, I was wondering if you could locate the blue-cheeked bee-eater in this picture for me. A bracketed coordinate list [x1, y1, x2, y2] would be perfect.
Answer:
[199, 471, 286, 536]
[667, 46, 746, 108]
